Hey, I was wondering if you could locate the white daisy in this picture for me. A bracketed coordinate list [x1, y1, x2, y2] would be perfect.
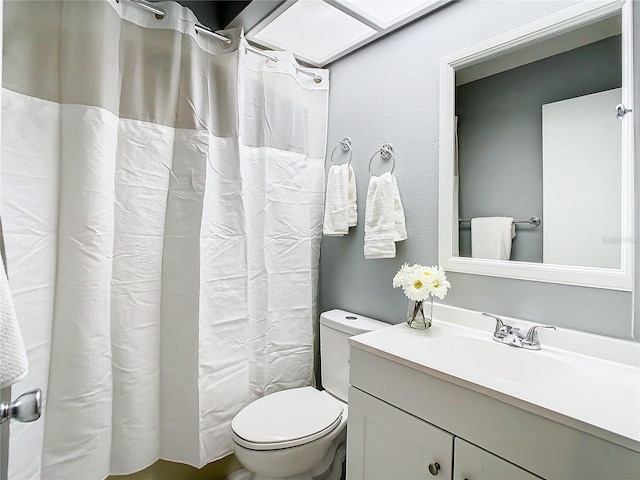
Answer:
[403, 271, 431, 302]
[417, 265, 437, 280]
[393, 263, 452, 301]
[428, 267, 451, 299]
[392, 263, 415, 289]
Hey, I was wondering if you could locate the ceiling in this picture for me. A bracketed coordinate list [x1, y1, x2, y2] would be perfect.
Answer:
[174, 0, 452, 67]
[175, 1, 277, 31]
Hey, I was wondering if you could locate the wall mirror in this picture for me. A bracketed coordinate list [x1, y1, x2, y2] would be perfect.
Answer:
[438, 0, 634, 290]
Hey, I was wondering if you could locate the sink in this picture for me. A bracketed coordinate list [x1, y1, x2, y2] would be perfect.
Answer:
[425, 335, 575, 384]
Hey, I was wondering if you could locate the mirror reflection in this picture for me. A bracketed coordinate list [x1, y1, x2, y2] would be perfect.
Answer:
[454, 14, 622, 269]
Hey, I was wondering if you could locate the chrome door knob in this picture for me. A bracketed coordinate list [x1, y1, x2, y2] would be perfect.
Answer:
[616, 103, 633, 119]
[428, 462, 440, 475]
[0, 389, 42, 424]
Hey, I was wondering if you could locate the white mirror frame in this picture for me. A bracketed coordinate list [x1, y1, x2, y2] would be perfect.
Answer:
[438, 0, 634, 291]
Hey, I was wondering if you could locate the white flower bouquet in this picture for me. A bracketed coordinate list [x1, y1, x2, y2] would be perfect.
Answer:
[393, 263, 451, 329]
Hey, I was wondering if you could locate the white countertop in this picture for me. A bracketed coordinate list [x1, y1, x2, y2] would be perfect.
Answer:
[349, 304, 640, 453]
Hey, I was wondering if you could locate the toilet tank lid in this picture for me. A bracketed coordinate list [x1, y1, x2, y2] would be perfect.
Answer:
[320, 309, 388, 336]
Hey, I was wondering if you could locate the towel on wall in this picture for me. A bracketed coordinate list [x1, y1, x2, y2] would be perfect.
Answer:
[0, 218, 29, 388]
[323, 164, 357, 236]
[471, 216, 516, 260]
[364, 172, 407, 259]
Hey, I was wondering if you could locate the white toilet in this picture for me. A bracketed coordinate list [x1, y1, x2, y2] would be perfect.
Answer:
[230, 310, 387, 480]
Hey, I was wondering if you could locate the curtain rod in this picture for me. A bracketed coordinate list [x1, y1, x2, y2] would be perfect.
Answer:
[243, 45, 322, 84]
[123, 0, 323, 84]
[127, 0, 165, 19]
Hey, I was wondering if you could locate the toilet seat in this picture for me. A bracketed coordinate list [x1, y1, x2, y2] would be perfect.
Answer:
[232, 387, 344, 451]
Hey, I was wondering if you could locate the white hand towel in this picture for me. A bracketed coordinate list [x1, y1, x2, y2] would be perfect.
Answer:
[323, 164, 357, 236]
[0, 262, 29, 388]
[391, 174, 407, 242]
[364, 172, 406, 259]
[471, 217, 516, 260]
[347, 165, 357, 228]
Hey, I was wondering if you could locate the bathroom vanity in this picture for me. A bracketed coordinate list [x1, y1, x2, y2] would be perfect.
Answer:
[345, 305, 640, 480]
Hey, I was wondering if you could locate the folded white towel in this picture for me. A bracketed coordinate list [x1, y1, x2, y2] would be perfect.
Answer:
[364, 172, 407, 259]
[471, 217, 516, 260]
[323, 164, 357, 236]
[0, 261, 28, 388]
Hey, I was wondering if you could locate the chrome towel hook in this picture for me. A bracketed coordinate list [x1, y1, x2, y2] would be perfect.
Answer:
[368, 143, 395, 176]
[330, 137, 352, 166]
[380, 143, 393, 159]
[339, 137, 352, 152]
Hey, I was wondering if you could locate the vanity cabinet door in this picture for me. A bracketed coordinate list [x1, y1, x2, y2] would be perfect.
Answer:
[347, 386, 453, 480]
[453, 438, 542, 480]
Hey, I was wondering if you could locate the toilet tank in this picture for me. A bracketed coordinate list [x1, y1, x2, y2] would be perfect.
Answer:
[320, 309, 388, 402]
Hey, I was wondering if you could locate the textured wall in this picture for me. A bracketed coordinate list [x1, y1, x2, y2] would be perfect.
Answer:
[319, 0, 636, 340]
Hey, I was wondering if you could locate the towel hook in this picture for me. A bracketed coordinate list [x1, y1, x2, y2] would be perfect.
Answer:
[368, 143, 395, 176]
[329, 137, 352, 166]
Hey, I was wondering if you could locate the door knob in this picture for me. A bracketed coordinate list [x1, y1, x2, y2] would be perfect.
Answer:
[428, 462, 440, 475]
[616, 103, 632, 119]
[0, 389, 42, 424]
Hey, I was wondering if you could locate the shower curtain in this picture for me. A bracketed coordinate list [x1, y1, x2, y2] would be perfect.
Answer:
[1, 1, 328, 479]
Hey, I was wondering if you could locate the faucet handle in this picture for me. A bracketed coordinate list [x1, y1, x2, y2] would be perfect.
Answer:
[524, 325, 556, 345]
[482, 312, 509, 337]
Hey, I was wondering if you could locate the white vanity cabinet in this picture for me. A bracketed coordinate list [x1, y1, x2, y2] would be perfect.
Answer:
[346, 330, 640, 480]
[348, 386, 540, 480]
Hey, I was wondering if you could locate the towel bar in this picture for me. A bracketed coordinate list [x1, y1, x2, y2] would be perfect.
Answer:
[458, 216, 541, 227]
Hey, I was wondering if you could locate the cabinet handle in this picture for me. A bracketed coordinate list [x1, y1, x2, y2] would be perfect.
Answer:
[428, 462, 440, 475]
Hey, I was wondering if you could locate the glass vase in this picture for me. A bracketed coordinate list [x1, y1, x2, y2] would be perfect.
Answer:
[406, 298, 433, 330]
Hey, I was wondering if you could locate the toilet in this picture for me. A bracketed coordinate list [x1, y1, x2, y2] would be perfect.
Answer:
[230, 310, 387, 480]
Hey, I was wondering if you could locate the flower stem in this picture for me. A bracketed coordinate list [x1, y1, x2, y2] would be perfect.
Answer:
[430, 296, 434, 320]
[413, 301, 421, 321]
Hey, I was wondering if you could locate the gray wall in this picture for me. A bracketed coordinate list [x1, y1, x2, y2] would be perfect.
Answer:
[319, 0, 635, 340]
[456, 36, 621, 262]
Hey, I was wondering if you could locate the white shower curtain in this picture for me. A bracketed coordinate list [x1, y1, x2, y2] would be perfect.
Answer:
[1, 1, 328, 478]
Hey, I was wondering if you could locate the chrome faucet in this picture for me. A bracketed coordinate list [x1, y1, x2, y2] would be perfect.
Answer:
[482, 313, 555, 350]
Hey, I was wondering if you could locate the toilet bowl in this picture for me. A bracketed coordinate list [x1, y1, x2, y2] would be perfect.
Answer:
[230, 310, 387, 480]
[232, 387, 347, 479]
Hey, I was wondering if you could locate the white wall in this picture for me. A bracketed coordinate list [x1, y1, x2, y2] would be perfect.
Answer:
[319, 0, 635, 339]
